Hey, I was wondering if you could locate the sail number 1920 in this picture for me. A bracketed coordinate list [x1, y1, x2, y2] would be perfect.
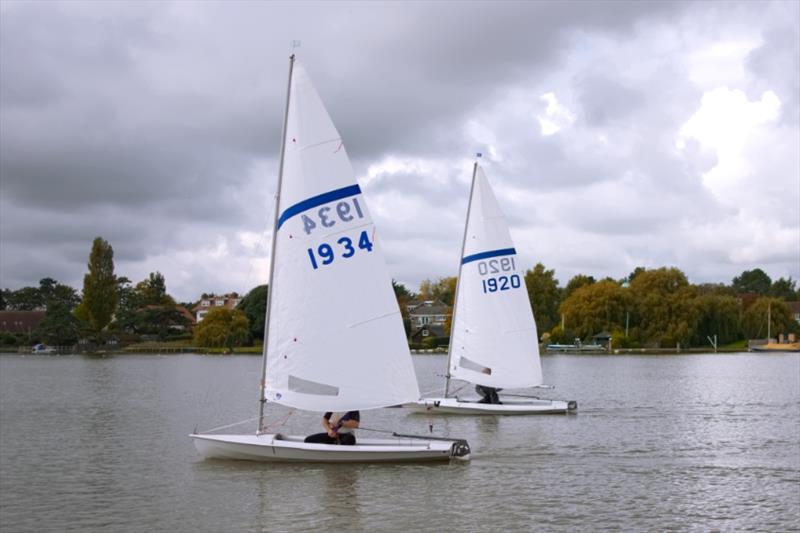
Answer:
[482, 275, 521, 293]
[477, 257, 520, 293]
[477, 257, 515, 275]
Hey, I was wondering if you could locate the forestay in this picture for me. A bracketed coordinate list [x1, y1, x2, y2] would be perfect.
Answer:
[448, 166, 543, 389]
[264, 62, 419, 411]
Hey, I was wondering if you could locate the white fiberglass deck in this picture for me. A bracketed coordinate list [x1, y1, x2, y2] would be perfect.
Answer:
[404, 397, 577, 415]
[190, 433, 470, 463]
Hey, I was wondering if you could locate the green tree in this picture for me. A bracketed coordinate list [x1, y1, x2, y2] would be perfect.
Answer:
[692, 294, 741, 346]
[112, 277, 140, 334]
[6, 286, 43, 310]
[524, 263, 560, 335]
[418, 277, 457, 306]
[769, 277, 797, 301]
[627, 266, 647, 284]
[135, 272, 174, 306]
[562, 274, 595, 300]
[237, 284, 269, 342]
[558, 279, 629, 341]
[4, 279, 79, 311]
[392, 280, 413, 338]
[741, 297, 795, 339]
[193, 308, 249, 351]
[74, 237, 118, 339]
[732, 268, 772, 295]
[138, 305, 189, 339]
[37, 300, 78, 346]
[39, 278, 80, 309]
[695, 283, 735, 297]
[629, 267, 698, 347]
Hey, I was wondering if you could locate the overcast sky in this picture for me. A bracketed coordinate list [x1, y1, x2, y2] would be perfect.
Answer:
[1, 0, 798, 302]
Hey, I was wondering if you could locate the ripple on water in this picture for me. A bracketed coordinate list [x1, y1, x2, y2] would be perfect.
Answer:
[0, 353, 798, 532]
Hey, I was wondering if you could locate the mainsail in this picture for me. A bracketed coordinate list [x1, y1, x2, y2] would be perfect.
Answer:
[264, 63, 419, 411]
[448, 166, 543, 389]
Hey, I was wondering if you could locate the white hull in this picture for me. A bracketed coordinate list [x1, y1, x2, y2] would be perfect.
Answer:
[190, 433, 470, 463]
[404, 397, 577, 415]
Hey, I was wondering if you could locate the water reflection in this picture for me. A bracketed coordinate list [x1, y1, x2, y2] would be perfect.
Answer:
[318, 465, 363, 530]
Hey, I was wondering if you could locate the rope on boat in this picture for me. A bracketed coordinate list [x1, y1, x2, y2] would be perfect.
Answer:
[500, 392, 543, 399]
[198, 416, 261, 434]
[260, 409, 296, 434]
[358, 426, 464, 443]
[198, 409, 296, 435]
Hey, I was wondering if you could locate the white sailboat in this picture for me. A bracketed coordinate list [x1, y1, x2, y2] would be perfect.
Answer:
[405, 163, 577, 415]
[190, 56, 470, 462]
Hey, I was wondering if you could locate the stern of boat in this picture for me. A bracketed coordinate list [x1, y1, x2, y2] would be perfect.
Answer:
[449, 439, 471, 461]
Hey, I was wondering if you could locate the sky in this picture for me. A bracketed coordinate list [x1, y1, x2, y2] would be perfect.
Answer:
[1, 0, 798, 303]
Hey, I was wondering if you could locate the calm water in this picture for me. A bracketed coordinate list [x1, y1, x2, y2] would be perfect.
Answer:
[1, 353, 798, 532]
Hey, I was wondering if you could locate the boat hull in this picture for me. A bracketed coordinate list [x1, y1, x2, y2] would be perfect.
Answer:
[404, 397, 577, 415]
[190, 433, 470, 463]
[751, 343, 800, 353]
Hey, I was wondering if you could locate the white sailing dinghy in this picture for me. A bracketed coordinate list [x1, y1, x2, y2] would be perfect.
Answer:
[405, 163, 577, 415]
[191, 56, 470, 462]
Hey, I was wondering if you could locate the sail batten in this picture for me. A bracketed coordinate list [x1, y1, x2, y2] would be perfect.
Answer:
[263, 62, 420, 412]
[449, 166, 543, 390]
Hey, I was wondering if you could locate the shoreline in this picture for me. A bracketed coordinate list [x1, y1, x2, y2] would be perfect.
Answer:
[1, 346, 784, 356]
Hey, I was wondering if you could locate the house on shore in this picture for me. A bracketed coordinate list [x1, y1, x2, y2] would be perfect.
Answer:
[194, 293, 241, 322]
[0, 310, 46, 336]
[408, 301, 452, 340]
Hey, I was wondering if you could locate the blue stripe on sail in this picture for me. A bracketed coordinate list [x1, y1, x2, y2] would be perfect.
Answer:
[277, 184, 362, 229]
[461, 247, 517, 265]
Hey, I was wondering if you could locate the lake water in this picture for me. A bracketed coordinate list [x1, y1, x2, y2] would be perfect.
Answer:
[1, 353, 798, 532]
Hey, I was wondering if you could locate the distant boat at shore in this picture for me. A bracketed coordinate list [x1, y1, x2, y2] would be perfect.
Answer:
[750, 341, 800, 353]
[546, 338, 606, 353]
[748, 301, 799, 352]
[30, 344, 56, 354]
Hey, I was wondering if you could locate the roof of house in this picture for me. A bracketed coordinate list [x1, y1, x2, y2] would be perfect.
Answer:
[175, 305, 196, 324]
[409, 304, 452, 316]
[0, 310, 46, 333]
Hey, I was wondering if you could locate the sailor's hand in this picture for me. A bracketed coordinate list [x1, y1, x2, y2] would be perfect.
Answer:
[327, 429, 338, 438]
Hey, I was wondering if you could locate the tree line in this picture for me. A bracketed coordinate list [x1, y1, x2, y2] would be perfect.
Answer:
[2, 237, 798, 350]
[409, 265, 799, 349]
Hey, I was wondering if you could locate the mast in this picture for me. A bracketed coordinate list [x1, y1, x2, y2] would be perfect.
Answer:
[258, 54, 295, 433]
[767, 300, 771, 341]
[444, 160, 479, 398]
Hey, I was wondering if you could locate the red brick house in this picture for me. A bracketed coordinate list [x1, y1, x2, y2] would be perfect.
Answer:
[0, 310, 46, 335]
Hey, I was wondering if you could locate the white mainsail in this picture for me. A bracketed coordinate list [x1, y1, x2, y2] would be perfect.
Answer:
[264, 62, 419, 412]
[448, 166, 543, 389]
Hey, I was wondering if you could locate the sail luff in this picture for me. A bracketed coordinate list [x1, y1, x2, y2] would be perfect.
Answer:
[259, 54, 295, 433]
[444, 162, 479, 398]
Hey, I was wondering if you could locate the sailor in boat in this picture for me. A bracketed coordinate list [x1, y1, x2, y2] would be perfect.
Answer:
[304, 411, 360, 445]
[475, 385, 502, 404]
[474, 367, 502, 404]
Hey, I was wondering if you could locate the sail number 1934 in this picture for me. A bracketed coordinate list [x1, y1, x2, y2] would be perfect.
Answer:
[301, 198, 364, 235]
[307, 230, 373, 270]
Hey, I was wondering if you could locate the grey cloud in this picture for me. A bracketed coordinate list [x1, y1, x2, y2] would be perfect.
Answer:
[745, 14, 800, 125]
[1, 0, 796, 301]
